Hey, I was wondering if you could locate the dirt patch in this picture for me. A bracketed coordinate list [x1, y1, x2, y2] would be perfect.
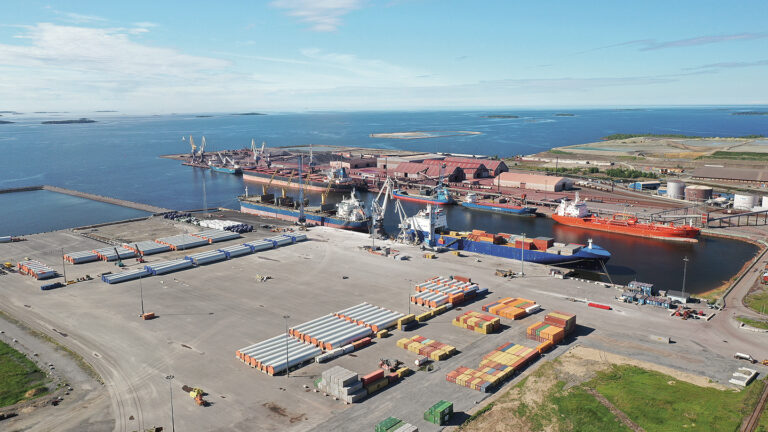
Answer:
[23, 388, 46, 398]
[262, 402, 306, 424]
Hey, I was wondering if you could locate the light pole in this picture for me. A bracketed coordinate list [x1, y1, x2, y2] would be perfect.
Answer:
[283, 315, 290, 378]
[520, 233, 525, 276]
[139, 275, 145, 316]
[682, 256, 689, 301]
[165, 374, 175, 432]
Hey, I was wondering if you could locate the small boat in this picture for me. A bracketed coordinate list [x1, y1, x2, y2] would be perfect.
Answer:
[460, 192, 537, 216]
[210, 164, 242, 174]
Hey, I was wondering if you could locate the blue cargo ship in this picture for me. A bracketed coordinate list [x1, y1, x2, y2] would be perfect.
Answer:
[239, 190, 370, 232]
[405, 206, 610, 265]
[460, 193, 537, 216]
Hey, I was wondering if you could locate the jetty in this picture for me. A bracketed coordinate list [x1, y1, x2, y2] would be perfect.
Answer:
[0, 185, 172, 214]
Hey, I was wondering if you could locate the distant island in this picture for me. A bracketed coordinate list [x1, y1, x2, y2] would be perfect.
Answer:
[95, 110, 118, 113]
[196, 115, 213, 118]
[233, 112, 266, 116]
[42, 118, 97, 124]
[0, 111, 22, 114]
[601, 133, 764, 141]
[554, 113, 575, 116]
[34, 111, 68, 114]
[371, 130, 482, 139]
[0, 120, 14, 124]
[732, 111, 768, 116]
[483, 115, 519, 119]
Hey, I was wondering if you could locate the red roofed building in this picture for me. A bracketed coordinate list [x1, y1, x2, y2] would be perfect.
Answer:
[443, 157, 509, 177]
[393, 162, 464, 182]
[421, 159, 489, 179]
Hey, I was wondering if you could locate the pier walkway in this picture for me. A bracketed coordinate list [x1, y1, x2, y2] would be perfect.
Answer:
[0, 185, 172, 214]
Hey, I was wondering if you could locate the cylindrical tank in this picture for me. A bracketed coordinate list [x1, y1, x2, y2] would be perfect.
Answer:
[734, 193, 757, 210]
[667, 180, 685, 199]
[684, 185, 713, 202]
[762, 196, 768, 209]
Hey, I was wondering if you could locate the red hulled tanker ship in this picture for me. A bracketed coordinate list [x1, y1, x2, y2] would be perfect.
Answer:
[552, 193, 700, 242]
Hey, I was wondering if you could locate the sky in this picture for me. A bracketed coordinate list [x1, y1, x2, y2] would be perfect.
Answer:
[0, 1, 767, 113]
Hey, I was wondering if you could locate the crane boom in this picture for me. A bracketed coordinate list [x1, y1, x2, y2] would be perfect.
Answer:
[263, 169, 279, 195]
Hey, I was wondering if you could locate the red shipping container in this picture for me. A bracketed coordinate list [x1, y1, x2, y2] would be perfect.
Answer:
[361, 369, 385, 385]
[453, 275, 471, 283]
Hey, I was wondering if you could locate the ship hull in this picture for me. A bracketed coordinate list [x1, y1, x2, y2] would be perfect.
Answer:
[240, 200, 370, 232]
[242, 170, 363, 192]
[461, 201, 537, 216]
[411, 230, 611, 264]
[552, 214, 699, 242]
[392, 191, 454, 205]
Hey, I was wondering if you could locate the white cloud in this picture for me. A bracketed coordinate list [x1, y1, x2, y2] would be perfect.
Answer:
[271, 0, 365, 31]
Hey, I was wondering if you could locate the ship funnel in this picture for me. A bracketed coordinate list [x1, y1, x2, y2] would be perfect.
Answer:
[588, 238, 593, 249]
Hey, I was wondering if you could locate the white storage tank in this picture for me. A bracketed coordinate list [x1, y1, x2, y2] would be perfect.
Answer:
[734, 194, 757, 210]
[667, 180, 685, 199]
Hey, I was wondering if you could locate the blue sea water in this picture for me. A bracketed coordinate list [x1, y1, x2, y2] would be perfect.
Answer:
[0, 108, 765, 293]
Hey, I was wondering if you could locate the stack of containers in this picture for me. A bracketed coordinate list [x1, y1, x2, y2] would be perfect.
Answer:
[93, 246, 136, 261]
[526, 322, 565, 344]
[424, 401, 453, 426]
[17, 260, 57, 280]
[482, 297, 539, 320]
[480, 343, 539, 372]
[184, 250, 227, 265]
[397, 335, 456, 361]
[315, 366, 367, 403]
[155, 234, 209, 251]
[397, 314, 417, 331]
[375, 417, 419, 432]
[235, 334, 321, 375]
[102, 268, 150, 284]
[191, 229, 242, 243]
[243, 239, 276, 252]
[445, 366, 509, 392]
[360, 369, 391, 395]
[217, 244, 252, 259]
[290, 314, 372, 351]
[123, 241, 171, 256]
[335, 303, 405, 332]
[452, 311, 500, 334]
[544, 311, 576, 335]
[145, 259, 194, 275]
[63, 250, 100, 264]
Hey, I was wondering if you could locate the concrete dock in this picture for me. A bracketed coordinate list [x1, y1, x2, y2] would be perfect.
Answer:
[0, 216, 766, 432]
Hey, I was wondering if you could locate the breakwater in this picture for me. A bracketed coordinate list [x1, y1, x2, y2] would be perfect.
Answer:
[0, 185, 172, 214]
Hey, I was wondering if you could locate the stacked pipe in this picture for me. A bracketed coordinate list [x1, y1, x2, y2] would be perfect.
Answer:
[217, 244, 252, 258]
[482, 297, 539, 320]
[102, 268, 150, 284]
[242, 239, 274, 252]
[290, 314, 372, 350]
[144, 259, 194, 275]
[17, 260, 57, 280]
[235, 334, 321, 375]
[63, 250, 99, 264]
[280, 233, 307, 243]
[93, 246, 136, 261]
[335, 303, 405, 332]
[184, 250, 227, 265]
[122, 241, 170, 256]
[191, 229, 242, 244]
[452, 311, 500, 334]
[154, 234, 209, 251]
[410, 291, 448, 308]
[397, 335, 456, 361]
[264, 235, 293, 247]
[414, 276, 482, 306]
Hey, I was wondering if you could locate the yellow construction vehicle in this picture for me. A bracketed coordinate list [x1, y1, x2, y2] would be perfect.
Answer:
[262, 169, 279, 195]
[282, 171, 296, 198]
[3, 262, 12, 269]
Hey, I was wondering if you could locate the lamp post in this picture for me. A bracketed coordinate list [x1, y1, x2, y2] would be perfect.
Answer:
[283, 315, 290, 378]
[139, 275, 145, 316]
[682, 256, 689, 302]
[165, 374, 175, 432]
[520, 233, 525, 277]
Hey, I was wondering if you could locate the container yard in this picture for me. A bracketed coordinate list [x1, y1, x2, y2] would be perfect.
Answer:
[0, 216, 766, 432]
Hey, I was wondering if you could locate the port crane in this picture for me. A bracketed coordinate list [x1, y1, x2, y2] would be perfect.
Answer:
[282, 170, 296, 198]
[262, 169, 279, 195]
[370, 177, 395, 238]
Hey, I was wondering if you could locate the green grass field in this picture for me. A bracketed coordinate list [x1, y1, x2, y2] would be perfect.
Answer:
[737, 317, 768, 330]
[0, 340, 49, 407]
[745, 288, 768, 316]
[700, 151, 768, 161]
